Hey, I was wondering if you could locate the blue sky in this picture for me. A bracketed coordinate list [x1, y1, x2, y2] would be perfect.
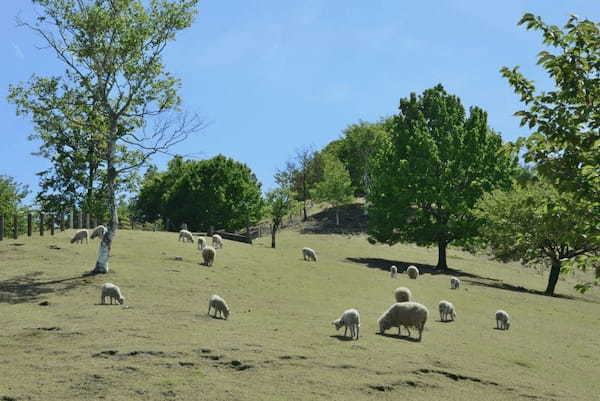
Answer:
[2, 1, 599, 202]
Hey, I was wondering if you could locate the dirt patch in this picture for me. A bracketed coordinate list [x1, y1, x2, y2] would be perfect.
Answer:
[414, 368, 499, 386]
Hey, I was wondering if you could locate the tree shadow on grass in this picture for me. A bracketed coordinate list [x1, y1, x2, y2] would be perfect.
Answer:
[461, 279, 585, 302]
[0, 272, 93, 304]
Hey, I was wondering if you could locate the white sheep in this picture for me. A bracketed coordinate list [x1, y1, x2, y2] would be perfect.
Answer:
[450, 277, 460, 289]
[390, 265, 398, 279]
[179, 229, 194, 243]
[394, 287, 412, 303]
[377, 301, 429, 341]
[332, 308, 360, 340]
[208, 294, 230, 319]
[197, 236, 207, 250]
[212, 234, 223, 249]
[302, 247, 318, 262]
[100, 283, 125, 305]
[202, 246, 216, 266]
[70, 229, 88, 244]
[406, 265, 419, 279]
[495, 310, 510, 330]
[90, 225, 107, 240]
[438, 300, 456, 322]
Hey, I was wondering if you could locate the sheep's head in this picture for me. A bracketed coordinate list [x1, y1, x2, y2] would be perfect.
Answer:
[377, 316, 390, 333]
[118, 297, 125, 305]
[332, 319, 343, 330]
[223, 308, 230, 319]
[505, 321, 510, 330]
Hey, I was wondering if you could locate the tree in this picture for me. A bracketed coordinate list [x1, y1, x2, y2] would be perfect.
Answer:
[313, 153, 354, 226]
[476, 181, 600, 296]
[135, 155, 264, 232]
[8, 0, 202, 274]
[501, 13, 600, 201]
[368, 84, 517, 270]
[265, 188, 297, 248]
[0, 176, 29, 216]
[278, 146, 321, 221]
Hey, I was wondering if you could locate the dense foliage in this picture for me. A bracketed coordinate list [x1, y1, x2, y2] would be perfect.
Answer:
[368, 84, 517, 269]
[0, 176, 29, 217]
[313, 153, 354, 226]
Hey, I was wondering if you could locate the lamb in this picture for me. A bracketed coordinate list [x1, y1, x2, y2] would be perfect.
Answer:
[450, 277, 460, 289]
[208, 294, 230, 319]
[377, 301, 429, 341]
[70, 229, 88, 244]
[212, 234, 223, 249]
[90, 225, 107, 240]
[332, 308, 360, 340]
[495, 310, 510, 330]
[202, 246, 216, 266]
[197, 236, 207, 250]
[390, 265, 398, 279]
[394, 287, 412, 303]
[100, 283, 125, 305]
[302, 247, 318, 262]
[438, 300, 456, 322]
[406, 265, 419, 279]
[179, 229, 194, 243]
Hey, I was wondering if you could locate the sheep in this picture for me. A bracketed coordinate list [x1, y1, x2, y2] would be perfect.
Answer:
[202, 246, 216, 266]
[179, 229, 194, 243]
[212, 234, 223, 249]
[302, 247, 318, 262]
[377, 301, 429, 341]
[197, 236, 207, 250]
[406, 265, 419, 279]
[70, 229, 88, 244]
[495, 310, 510, 330]
[100, 283, 125, 305]
[450, 277, 460, 289]
[90, 225, 107, 240]
[332, 308, 360, 340]
[394, 287, 412, 303]
[208, 294, 230, 319]
[390, 265, 398, 279]
[438, 300, 456, 322]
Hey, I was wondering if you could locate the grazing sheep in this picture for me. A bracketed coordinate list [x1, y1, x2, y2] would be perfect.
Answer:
[197, 236, 207, 250]
[70, 229, 88, 244]
[332, 308, 360, 340]
[390, 265, 398, 279]
[377, 302, 429, 341]
[302, 247, 318, 262]
[212, 234, 223, 249]
[450, 277, 460, 289]
[202, 246, 216, 266]
[90, 225, 107, 240]
[495, 310, 510, 330]
[406, 265, 419, 279]
[208, 294, 230, 319]
[100, 283, 125, 305]
[179, 229, 194, 243]
[438, 300, 456, 322]
[394, 287, 412, 303]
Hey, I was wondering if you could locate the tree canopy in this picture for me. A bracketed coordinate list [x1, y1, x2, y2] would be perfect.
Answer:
[0, 176, 29, 216]
[313, 153, 354, 226]
[367, 84, 517, 269]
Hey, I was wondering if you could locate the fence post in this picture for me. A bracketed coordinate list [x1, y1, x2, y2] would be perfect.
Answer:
[39, 213, 45, 236]
[78, 213, 83, 230]
[60, 213, 65, 231]
[13, 214, 18, 239]
[69, 210, 74, 229]
[86, 214, 90, 229]
[0, 214, 3, 241]
[50, 214, 55, 236]
[27, 213, 32, 236]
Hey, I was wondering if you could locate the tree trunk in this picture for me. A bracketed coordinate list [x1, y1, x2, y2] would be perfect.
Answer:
[271, 228, 277, 248]
[303, 199, 307, 221]
[92, 141, 117, 274]
[335, 208, 339, 226]
[545, 259, 561, 296]
[436, 240, 448, 270]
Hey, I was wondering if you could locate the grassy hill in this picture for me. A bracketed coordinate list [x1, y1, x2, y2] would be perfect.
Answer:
[1, 227, 599, 401]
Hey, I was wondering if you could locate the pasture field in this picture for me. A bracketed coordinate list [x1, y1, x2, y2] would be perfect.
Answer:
[1, 228, 599, 401]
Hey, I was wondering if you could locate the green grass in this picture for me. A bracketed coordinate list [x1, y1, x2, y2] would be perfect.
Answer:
[1, 228, 599, 400]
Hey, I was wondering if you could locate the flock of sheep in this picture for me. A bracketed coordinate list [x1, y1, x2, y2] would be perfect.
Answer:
[74, 226, 511, 339]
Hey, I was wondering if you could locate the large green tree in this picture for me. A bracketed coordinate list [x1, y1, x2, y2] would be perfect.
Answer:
[8, 0, 202, 274]
[368, 84, 517, 270]
[476, 181, 600, 296]
[313, 153, 354, 226]
[0, 176, 29, 217]
[501, 12, 600, 278]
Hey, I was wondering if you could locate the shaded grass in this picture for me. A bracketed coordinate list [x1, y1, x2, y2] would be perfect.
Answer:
[1, 228, 599, 400]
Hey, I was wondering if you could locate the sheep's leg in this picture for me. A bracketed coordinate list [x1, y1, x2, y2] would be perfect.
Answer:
[356, 324, 359, 340]
[208, 305, 211, 315]
[344, 326, 348, 337]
